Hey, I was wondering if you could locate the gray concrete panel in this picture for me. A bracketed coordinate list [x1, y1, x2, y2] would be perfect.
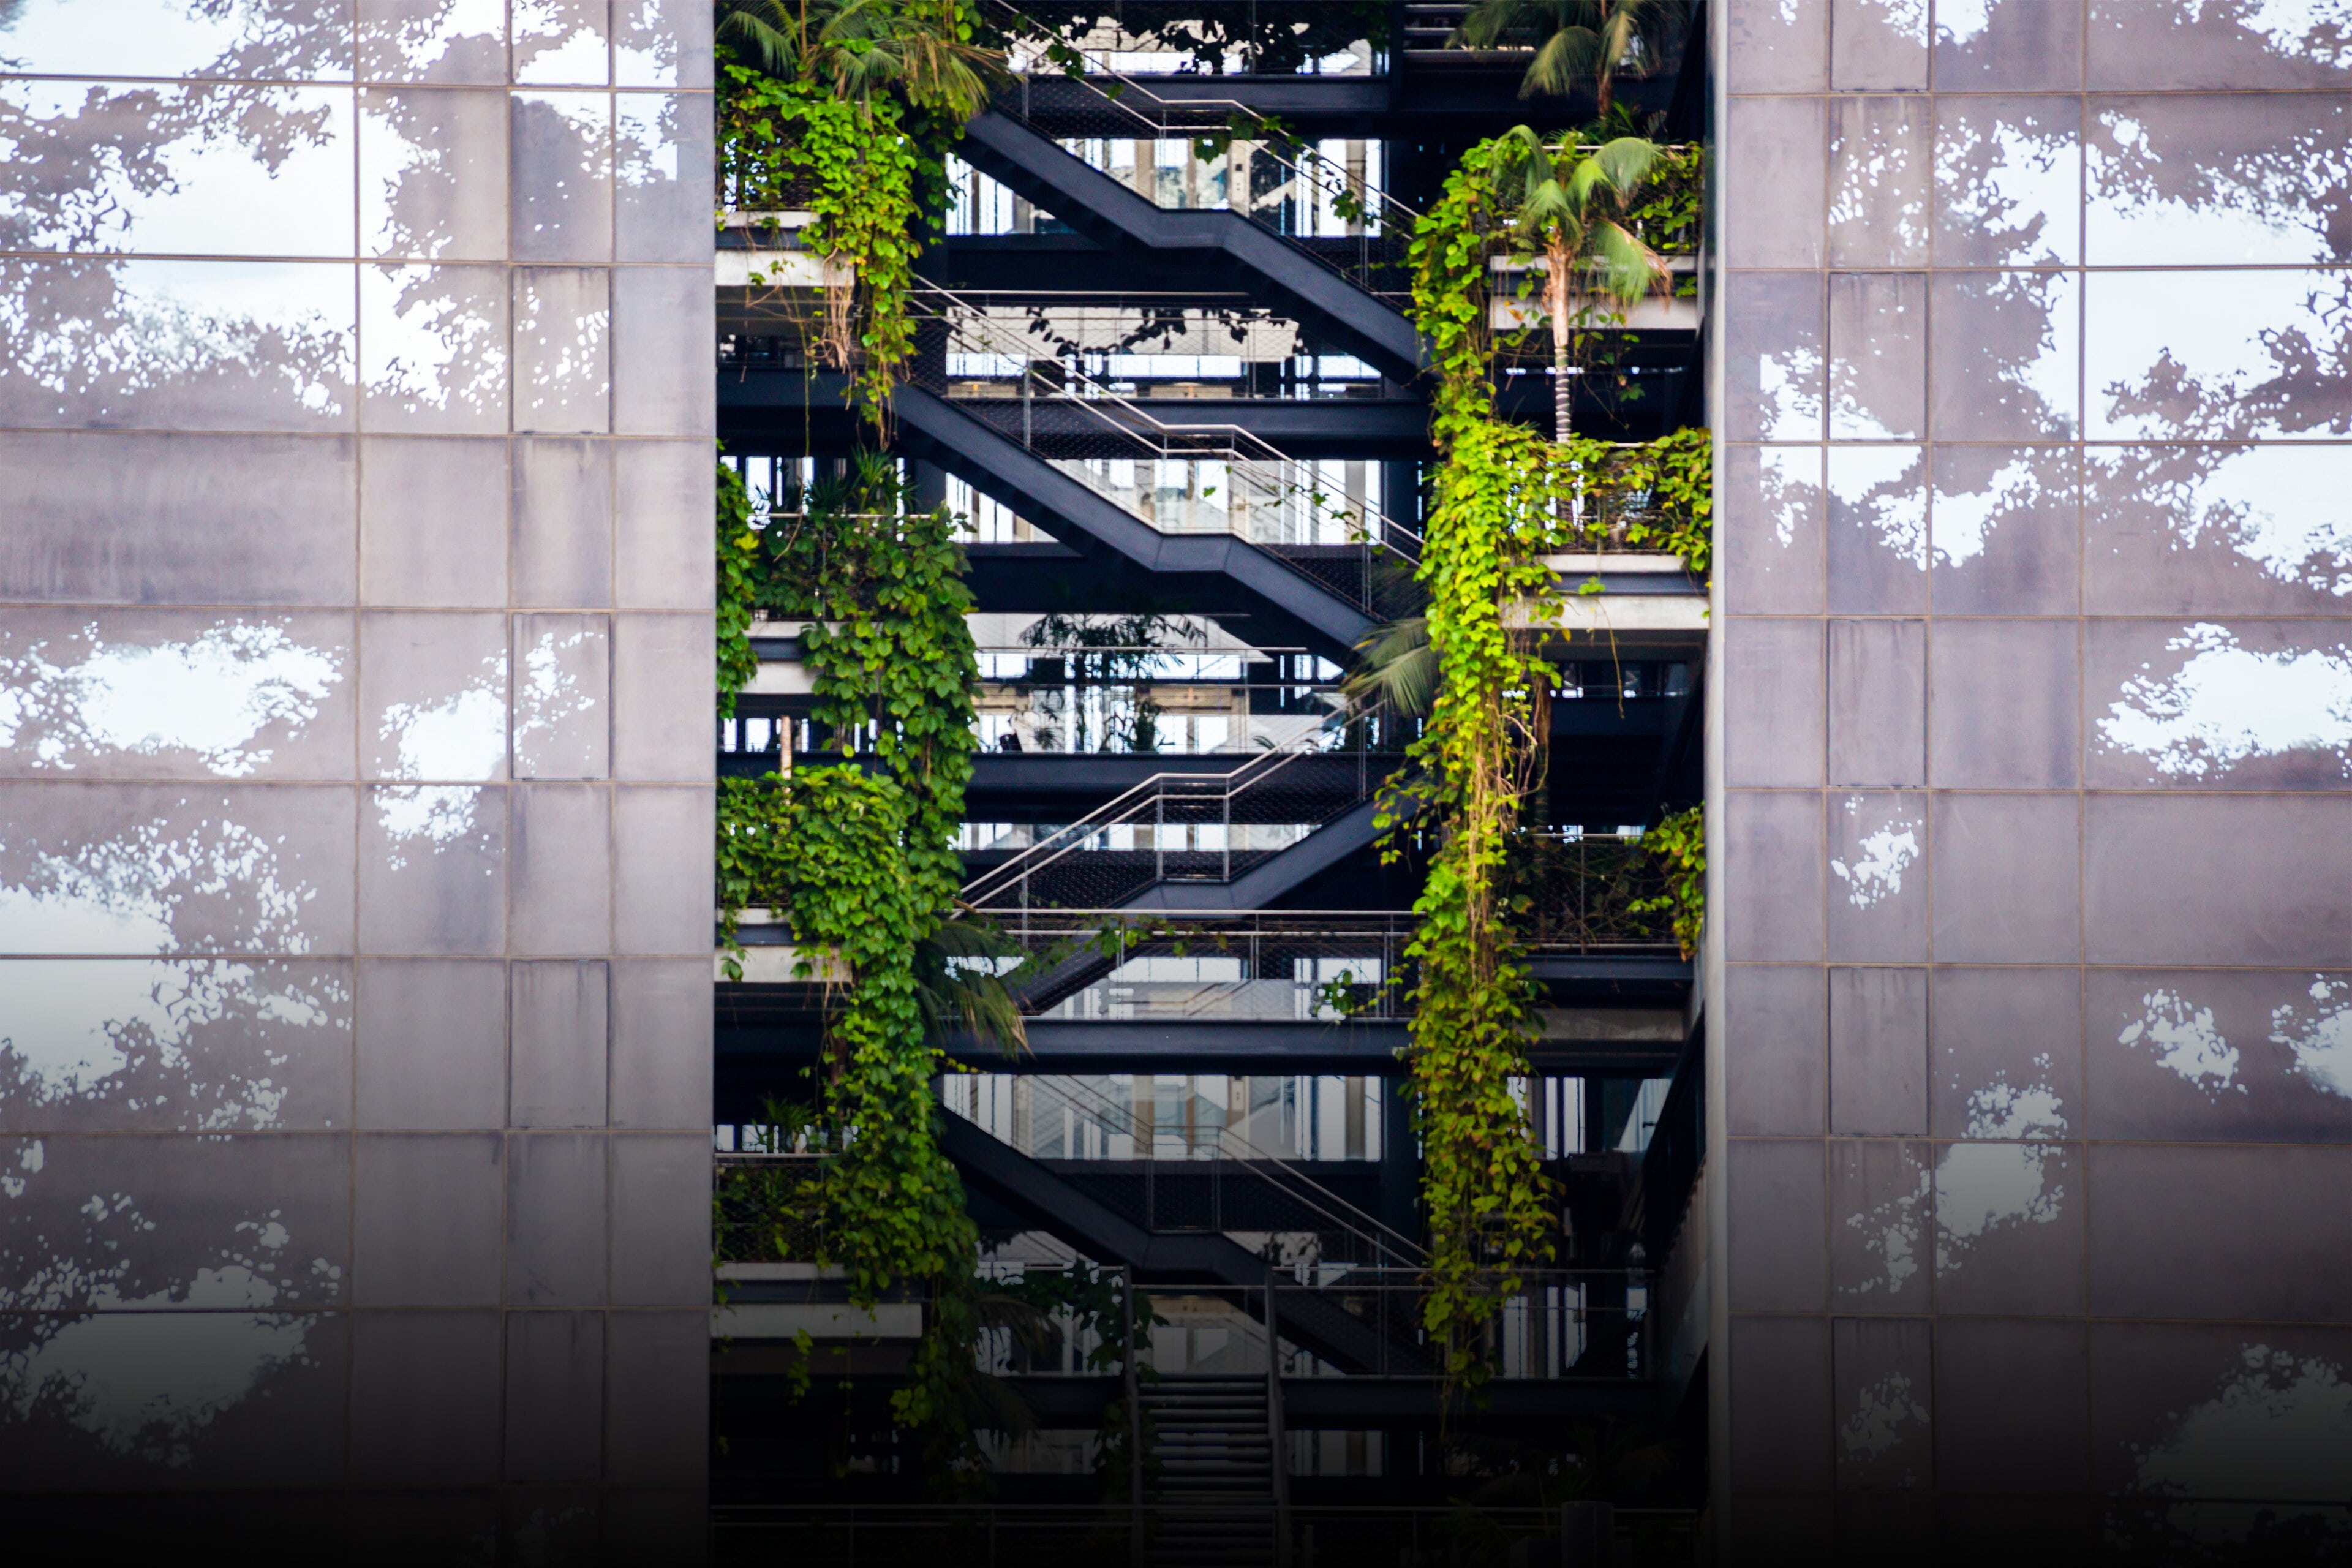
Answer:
[510, 958, 612, 1128]
[510, 785, 615, 956]
[513, 437, 617, 609]
[505, 1310, 607, 1482]
[1826, 1137, 1933, 1311]
[1728, 1139, 1829, 1311]
[352, 1131, 505, 1307]
[349, 1309, 505, 1485]
[356, 956, 509, 1130]
[360, 436, 511, 608]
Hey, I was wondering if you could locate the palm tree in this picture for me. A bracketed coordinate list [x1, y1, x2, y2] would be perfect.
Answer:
[1491, 126, 1670, 444]
[1454, 0, 1664, 115]
[719, 0, 1007, 119]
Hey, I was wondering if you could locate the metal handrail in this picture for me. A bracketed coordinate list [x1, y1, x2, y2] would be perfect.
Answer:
[910, 281, 1423, 562]
[986, 0, 1422, 241]
[966, 1071, 1426, 1266]
[957, 696, 1389, 909]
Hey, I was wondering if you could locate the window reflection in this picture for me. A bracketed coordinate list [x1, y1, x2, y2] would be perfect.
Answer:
[0, 791, 334, 955]
[1935, 99, 2080, 268]
[2097, 622, 2352, 783]
[0, 958, 349, 1129]
[359, 0, 507, 84]
[0, 258, 355, 430]
[1828, 445, 1928, 570]
[2089, 97, 2352, 266]
[2089, 444, 2352, 600]
[514, 0, 610, 85]
[0, 0, 352, 81]
[360, 263, 509, 431]
[0, 82, 353, 257]
[0, 616, 344, 777]
[361, 86, 507, 259]
[2090, 270, 2352, 441]
[512, 266, 610, 432]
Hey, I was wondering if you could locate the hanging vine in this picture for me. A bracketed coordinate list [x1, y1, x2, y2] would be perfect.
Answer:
[1397, 129, 1711, 1393]
[712, 454, 993, 1475]
[1629, 805, 1705, 960]
[1389, 420, 1566, 1396]
[719, 0, 1002, 426]
[756, 456, 979, 899]
[716, 455, 762, 719]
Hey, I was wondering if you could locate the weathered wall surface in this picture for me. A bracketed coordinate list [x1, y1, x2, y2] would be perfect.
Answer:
[0, 2, 715, 1552]
[1712, 0, 2352, 1556]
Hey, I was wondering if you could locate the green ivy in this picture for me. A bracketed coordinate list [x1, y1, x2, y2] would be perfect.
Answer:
[715, 769, 981, 1416]
[758, 458, 980, 903]
[1620, 143, 1704, 260]
[1554, 426, 1713, 577]
[720, 67, 924, 421]
[1398, 132, 1722, 1395]
[1628, 805, 1705, 959]
[1389, 413, 1566, 1396]
[716, 456, 762, 720]
[1397, 134, 1714, 1396]
[714, 460, 986, 1464]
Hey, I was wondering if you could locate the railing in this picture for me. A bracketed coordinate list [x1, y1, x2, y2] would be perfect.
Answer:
[952, 1069, 1423, 1267]
[714, 1152, 828, 1265]
[905, 281, 1422, 611]
[975, 677, 1348, 758]
[984, 0, 1420, 304]
[970, 1264, 1649, 1383]
[1513, 833, 1678, 951]
[987, 911, 1417, 1022]
[957, 696, 1403, 911]
[710, 1504, 1706, 1568]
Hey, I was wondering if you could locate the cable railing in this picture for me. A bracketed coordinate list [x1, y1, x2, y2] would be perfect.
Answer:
[957, 696, 1404, 911]
[951, 1071, 1424, 1268]
[906, 281, 1422, 617]
[983, 0, 1421, 303]
[981, 910, 1414, 1020]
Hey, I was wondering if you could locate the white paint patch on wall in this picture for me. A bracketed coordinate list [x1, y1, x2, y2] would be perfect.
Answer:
[1831, 802, 1921, 910]
[1842, 1371, 1930, 1485]
[1935, 1142, 2062, 1272]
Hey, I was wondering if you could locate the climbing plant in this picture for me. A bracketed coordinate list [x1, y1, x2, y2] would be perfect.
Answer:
[1554, 425, 1713, 574]
[715, 769, 984, 1428]
[1396, 129, 1711, 1393]
[712, 451, 995, 1476]
[1387, 413, 1567, 1396]
[716, 456, 762, 720]
[1629, 805, 1704, 959]
[756, 456, 980, 900]
[720, 0, 1003, 425]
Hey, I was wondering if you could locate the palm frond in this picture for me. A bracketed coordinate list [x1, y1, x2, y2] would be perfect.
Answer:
[1589, 219, 1667, 305]
[916, 914, 1030, 1058]
[1344, 614, 1438, 718]
[1588, 134, 1661, 194]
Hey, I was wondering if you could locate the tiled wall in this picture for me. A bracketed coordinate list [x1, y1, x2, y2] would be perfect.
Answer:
[0, 1, 715, 1549]
[1713, 0, 2352, 1555]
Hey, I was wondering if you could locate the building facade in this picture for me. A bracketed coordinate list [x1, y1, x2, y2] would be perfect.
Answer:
[0, 1, 716, 1549]
[1714, 0, 2352, 1555]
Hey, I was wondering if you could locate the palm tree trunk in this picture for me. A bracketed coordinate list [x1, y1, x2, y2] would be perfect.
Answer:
[1548, 240, 1573, 445]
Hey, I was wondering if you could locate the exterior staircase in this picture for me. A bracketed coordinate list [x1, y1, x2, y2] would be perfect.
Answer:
[1142, 1376, 1283, 1568]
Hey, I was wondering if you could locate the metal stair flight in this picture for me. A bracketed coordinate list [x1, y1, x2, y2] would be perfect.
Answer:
[957, 109, 1421, 382]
